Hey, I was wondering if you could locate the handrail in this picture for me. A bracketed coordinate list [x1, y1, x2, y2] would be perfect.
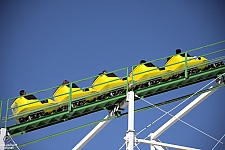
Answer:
[128, 40, 225, 66]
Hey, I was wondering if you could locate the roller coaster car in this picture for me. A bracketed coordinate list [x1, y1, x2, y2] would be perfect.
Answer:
[130, 62, 173, 89]
[165, 52, 210, 76]
[53, 83, 97, 108]
[92, 72, 128, 100]
[11, 95, 58, 123]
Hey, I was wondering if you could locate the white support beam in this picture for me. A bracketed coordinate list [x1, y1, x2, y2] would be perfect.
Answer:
[150, 85, 219, 140]
[136, 139, 200, 150]
[154, 145, 165, 150]
[152, 139, 165, 150]
[0, 128, 6, 150]
[126, 91, 135, 150]
[150, 145, 156, 150]
[72, 98, 128, 150]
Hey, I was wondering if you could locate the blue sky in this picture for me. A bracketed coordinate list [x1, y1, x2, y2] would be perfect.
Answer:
[1, 1, 225, 150]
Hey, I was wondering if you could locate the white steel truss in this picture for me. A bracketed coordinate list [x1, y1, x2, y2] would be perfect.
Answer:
[72, 74, 224, 150]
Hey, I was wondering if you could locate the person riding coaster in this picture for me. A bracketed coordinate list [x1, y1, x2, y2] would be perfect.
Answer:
[165, 49, 211, 77]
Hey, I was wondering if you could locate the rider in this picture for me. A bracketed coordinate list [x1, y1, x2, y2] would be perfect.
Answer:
[20, 90, 48, 103]
[62, 79, 79, 88]
[19, 90, 37, 100]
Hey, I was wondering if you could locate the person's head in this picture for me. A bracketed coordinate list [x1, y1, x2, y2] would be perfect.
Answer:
[62, 80, 69, 84]
[140, 60, 146, 64]
[19, 90, 26, 96]
[102, 70, 107, 74]
[176, 49, 182, 54]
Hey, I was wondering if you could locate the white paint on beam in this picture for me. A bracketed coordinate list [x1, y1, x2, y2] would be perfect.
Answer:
[136, 139, 200, 150]
[126, 91, 135, 150]
[0, 128, 6, 150]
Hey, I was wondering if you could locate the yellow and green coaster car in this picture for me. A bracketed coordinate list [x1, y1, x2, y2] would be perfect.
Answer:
[92, 72, 128, 99]
[165, 53, 210, 75]
[53, 83, 98, 108]
[129, 62, 173, 89]
[11, 95, 58, 123]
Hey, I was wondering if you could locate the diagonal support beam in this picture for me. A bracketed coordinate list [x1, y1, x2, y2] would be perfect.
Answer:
[154, 145, 165, 150]
[150, 84, 221, 140]
[136, 139, 200, 150]
[72, 98, 128, 150]
[152, 139, 165, 150]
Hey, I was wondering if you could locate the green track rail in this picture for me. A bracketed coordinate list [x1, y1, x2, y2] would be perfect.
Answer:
[7, 65, 225, 136]
[16, 83, 225, 148]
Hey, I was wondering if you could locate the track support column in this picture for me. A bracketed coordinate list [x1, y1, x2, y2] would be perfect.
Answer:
[0, 128, 6, 150]
[126, 91, 135, 150]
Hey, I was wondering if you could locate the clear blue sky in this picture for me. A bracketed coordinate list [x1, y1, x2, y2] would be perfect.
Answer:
[1, 1, 225, 150]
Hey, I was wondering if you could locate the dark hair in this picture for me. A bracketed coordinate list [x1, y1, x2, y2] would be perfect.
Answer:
[140, 60, 146, 64]
[19, 90, 25, 96]
[62, 80, 69, 84]
[176, 49, 182, 54]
